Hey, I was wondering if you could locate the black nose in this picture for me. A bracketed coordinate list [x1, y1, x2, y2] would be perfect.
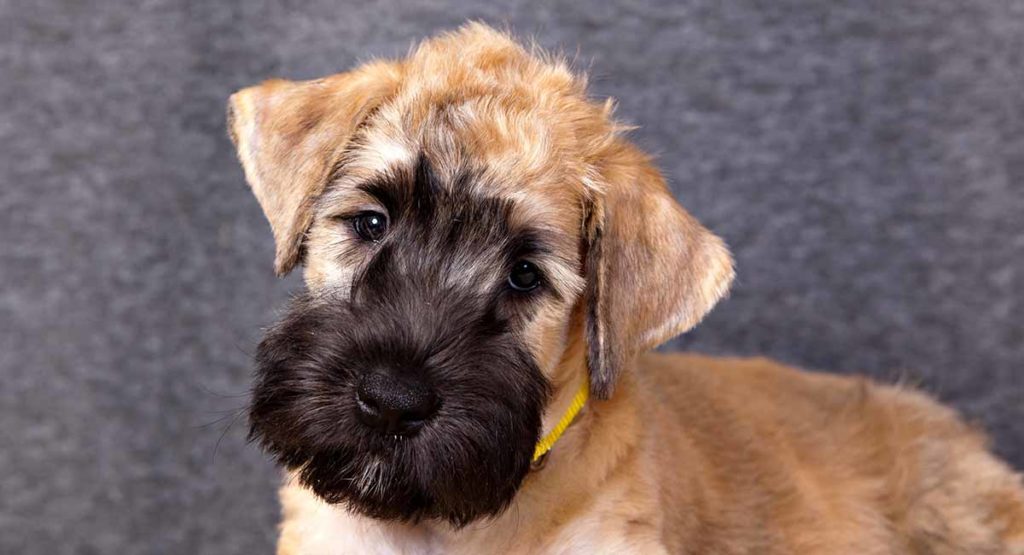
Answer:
[355, 371, 438, 435]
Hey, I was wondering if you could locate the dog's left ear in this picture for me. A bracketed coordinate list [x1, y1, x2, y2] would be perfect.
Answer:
[585, 144, 734, 399]
[227, 62, 402, 275]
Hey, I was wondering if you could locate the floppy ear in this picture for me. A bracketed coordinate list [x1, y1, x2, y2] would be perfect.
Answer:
[227, 62, 402, 275]
[585, 144, 734, 399]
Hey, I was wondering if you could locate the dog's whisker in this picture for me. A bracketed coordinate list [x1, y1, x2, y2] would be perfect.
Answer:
[209, 405, 248, 465]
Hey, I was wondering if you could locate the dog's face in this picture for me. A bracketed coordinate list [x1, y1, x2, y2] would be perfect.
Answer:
[229, 24, 734, 526]
[248, 154, 570, 525]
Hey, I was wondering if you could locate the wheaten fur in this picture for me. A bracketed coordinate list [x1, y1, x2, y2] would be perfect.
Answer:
[228, 23, 1024, 554]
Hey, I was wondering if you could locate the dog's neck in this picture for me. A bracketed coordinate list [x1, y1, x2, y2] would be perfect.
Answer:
[532, 375, 590, 467]
[532, 319, 599, 464]
[420, 372, 642, 547]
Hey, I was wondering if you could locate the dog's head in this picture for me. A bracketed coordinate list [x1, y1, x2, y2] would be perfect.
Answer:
[229, 24, 733, 526]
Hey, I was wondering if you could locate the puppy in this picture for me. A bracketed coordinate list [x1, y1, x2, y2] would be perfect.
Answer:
[228, 23, 1024, 554]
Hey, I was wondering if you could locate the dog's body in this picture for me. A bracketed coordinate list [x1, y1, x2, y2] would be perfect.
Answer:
[275, 353, 1024, 554]
[228, 24, 1024, 554]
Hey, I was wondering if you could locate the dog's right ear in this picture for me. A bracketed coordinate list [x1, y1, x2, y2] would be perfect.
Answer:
[227, 62, 402, 275]
[584, 143, 734, 399]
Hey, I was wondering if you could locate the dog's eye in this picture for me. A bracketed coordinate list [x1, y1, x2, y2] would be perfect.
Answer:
[352, 212, 388, 242]
[508, 260, 541, 292]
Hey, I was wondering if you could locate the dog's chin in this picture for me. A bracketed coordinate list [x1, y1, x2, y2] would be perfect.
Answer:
[261, 424, 536, 527]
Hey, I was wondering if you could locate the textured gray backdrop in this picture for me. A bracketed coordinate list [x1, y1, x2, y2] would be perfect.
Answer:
[2, 0, 1022, 553]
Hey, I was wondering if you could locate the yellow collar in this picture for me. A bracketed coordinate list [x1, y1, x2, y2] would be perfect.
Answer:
[532, 379, 589, 463]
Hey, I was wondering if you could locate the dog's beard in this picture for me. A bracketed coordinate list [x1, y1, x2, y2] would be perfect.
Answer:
[248, 293, 550, 526]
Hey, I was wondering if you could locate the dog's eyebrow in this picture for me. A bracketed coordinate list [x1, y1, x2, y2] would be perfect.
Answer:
[345, 155, 439, 215]
[506, 229, 551, 258]
[355, 179, 402, 215]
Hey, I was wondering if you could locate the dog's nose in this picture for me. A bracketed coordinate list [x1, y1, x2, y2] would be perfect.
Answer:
[355, 372, 438, 435]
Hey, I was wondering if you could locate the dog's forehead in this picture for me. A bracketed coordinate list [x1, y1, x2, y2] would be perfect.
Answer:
[313, 26, 620, 245]
[336, 108, 586, 244]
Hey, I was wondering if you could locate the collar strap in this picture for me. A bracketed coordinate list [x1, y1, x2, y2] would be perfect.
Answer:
[532, 379, 589, 463]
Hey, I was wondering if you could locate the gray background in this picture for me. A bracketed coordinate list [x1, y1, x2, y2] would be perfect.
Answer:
[2, 0, 1022, 552]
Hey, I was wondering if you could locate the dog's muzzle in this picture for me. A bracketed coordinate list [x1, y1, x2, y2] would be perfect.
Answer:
[248, 290, 550, 526]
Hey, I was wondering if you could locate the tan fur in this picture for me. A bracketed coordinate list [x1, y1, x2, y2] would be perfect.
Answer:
[229, 23, 1024, 554]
